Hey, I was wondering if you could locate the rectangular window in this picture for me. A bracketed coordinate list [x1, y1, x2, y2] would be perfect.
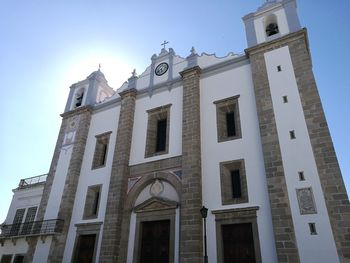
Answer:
[277, 65, 282, 72]
[298, 171, 305, 181]
[214, 95, 241, 142]
[13, 255, 24, 263]
[73, 234, 97, 263]
[10, 208, 25, 236]
[231, 170, 241, 198]
[220, 159, 248, 205]
[289, 130, 296, 139]
[145, 104, 171, 158]
[0, 255, 13, 263]
[92, 132, 111, 169]
[156, 118, 167, 152]
[226, 112, 236, 137]
[283, 96, 288, 103]
[21, 206, 37, 235]
[309, 223, 317, 235]
[83, 185, 102, 219]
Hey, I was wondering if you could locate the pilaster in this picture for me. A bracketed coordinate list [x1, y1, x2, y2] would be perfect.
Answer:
[246, 34, 300, 262]
[99, 88, 137, 262]
[48, 106, 92, 262]
[179, 66, 203, 263]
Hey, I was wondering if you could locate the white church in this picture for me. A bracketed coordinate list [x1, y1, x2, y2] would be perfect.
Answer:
[1, 0, 349, 262]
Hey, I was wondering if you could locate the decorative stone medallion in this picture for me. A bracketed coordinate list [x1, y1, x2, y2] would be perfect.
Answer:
[62, 116, 80, 146]
[150, 179, 164, 197]
[296, 187, 317, 215]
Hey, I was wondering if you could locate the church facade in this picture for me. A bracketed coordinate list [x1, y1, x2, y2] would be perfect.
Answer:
[1, 0, 349, 262]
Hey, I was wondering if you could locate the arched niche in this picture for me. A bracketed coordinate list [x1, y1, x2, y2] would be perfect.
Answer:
[74, 88, 85, 108]
[265, 14, 279, 37]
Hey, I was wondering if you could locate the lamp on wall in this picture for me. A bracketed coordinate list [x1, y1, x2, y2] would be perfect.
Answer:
[200, 206, 209, 263]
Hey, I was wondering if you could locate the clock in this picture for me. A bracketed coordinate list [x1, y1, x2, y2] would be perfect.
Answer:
[155, 62, 169, 76]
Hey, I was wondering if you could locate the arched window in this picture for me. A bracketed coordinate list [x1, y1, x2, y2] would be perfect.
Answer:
[265, 14, 279, 37]
[74, 88, 85, 108]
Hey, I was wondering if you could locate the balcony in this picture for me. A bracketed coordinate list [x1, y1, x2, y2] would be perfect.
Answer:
[17, 174, 47, 189]
[0, 219, 64, 241]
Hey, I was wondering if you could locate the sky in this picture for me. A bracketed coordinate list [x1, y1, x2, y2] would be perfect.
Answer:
[0, 0, 349, 224]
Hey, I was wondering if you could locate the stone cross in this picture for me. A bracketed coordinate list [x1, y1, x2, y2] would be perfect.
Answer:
[161, 40, 169, 49]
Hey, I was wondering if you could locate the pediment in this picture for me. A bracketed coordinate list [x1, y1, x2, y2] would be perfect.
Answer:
[134, 197, 178, 213]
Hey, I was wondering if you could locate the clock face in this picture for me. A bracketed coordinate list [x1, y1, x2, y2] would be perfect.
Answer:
[155, 62, 169, 76]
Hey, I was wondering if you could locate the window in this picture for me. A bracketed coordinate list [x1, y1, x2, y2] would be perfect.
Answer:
[10, 208, 25, 236]
[13, 255, 24, 263]
[145, 104, 171, 158]
[277, 65, 282, 72]
[283, 96, 288, 103]
[83, 185, 102, 219]
[290, 130, 296, 139]
[214, 95, 241, 142]
[21, 206, 37, 235]
[220, 159, 248, 205]
[74, 88, 85, 108]
[298, 171, 305, 181]
[0, 255, 12, 263]
[309, 223, 317, 235]
[92, 132, 111, 169]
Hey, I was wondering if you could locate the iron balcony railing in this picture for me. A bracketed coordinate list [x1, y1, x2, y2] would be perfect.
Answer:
[17, 174, 48, 189]
[0, 219, 64, 238]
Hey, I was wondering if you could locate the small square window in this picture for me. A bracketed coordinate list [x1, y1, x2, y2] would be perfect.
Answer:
[298, 171, 305, 181]
[309, 223, 317, 235]
[92, 132, 111, 169]
[283, 96, 288, 103]
[290, 130, 296, 139]
[145, 104, 171, 158]
[220, 159, 248, 205]
[83, 185, 102, 219]
[277, 65, 282, 72]
[214, 95, 241, 143]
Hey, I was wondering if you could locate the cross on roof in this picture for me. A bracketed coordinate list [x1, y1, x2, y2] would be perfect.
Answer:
[161, 40, 169, 49]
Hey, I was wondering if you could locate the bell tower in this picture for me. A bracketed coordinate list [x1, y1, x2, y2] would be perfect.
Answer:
[243, 0, 301, 47]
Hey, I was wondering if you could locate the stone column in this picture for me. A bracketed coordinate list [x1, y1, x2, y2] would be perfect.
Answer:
[246, 39, 300, 262]
[288, 30, 350, 262]
[99, 88, 137, 262]
[179, 66, 203, 263]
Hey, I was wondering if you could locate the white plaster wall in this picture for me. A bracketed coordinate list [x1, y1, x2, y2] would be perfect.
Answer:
[0, 239, 28, 260]
[44, 149, 72, 220]
[62, 106, 120, 262]
[264, 46, 339, 263]
[5, 186, 43, 224]
[200, 63, 277, 263]
[254, 7, 289, 45]
[32, 236, 52, 263]
[129, 86, 183, 165]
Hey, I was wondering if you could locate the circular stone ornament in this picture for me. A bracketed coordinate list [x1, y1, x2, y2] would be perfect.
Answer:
[155, 62, 169, 76]
[150, 179, 164, 196]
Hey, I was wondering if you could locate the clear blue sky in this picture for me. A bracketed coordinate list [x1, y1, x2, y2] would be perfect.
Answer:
[0, 0, 349, 224]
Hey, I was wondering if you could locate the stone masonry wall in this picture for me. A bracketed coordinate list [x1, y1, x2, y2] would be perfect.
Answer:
[47, 107, 92, 263]
[179, 66, 203, 263]
[25, 106, 92, 263]
[99, 89, 137, 262]
[288, 30, 350, 262]
[246, 40, 300, 262]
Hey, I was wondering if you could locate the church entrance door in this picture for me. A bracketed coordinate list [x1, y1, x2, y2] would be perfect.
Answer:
[222, 223, 256, 263]
[140, 220, 170, 263]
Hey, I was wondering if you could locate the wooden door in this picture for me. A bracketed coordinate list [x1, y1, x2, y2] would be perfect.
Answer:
[222, 223, 256, 263]
[74, 234, 96, 263]
[140, 220, 170, 263]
